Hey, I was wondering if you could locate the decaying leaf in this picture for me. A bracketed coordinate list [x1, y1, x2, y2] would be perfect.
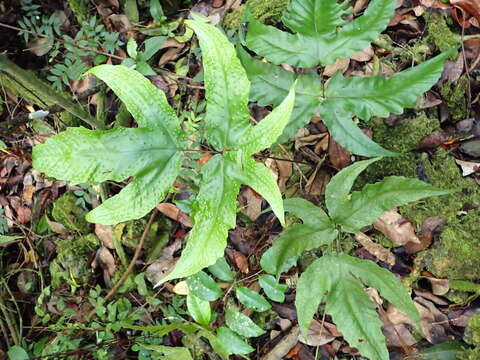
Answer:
[95, 224, 114, 249]
[373, 208, 420, 246]
[354, 232, 395, 267]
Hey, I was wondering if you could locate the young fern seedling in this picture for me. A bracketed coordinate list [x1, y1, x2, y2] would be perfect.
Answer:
[238, 0, 454, 154]
[32, 21, 296, 283]
[260, 158, 454, 360]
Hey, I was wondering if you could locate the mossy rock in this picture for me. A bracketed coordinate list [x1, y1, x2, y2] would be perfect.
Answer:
[360, 115, 480, 280]
[49, 233, 99, 288]
[52, 192, 90, 233]
[223, 0, 290, 30]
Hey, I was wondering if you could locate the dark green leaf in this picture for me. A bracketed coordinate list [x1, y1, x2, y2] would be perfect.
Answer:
[208, 257, 234, 282]
[259, 274, 287, 302]
[236, 287, 271, 312]
[296, 254, 420, 360]
[419, 342, 467, 360]
[216, 327, 254, 355]
[333, 176, 453, 233]
[225, 307, 265, 338]
[187, 270, 223, 301]
[186, 293, 211, 326]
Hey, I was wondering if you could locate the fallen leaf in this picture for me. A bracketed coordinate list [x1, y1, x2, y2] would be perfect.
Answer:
[298, 319, 337, 347]
[328, 136, 351, 170]
[373, 208, 420, 246]
[323, 58, 350, 77]
[405, 216, 444, 254]
[354, 232, 396, 266]
[261, 326, 300, 360]
[455, 159, 480, 176]
[240, 187, 263, 222]
[95, 224, 114, 249]
[350, 45, 374, 62]
[425, 277, 450, 296]
[92, 246, 116, 277]
[157, 203, 192, 227]
[276, 159, 292, 193]
[145, 239, 182, 285]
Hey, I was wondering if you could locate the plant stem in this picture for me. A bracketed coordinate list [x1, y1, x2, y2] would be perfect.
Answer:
[0, 294, 20, 347]
[86, 209, 158, 319]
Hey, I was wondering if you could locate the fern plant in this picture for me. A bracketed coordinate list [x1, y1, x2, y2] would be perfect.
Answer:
[238, 0, 453, 154]
[260, 157, 453, 359]
[32, 21, 295, 283]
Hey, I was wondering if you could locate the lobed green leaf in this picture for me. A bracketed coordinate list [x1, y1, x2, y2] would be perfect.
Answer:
[296, 254, 420, 360]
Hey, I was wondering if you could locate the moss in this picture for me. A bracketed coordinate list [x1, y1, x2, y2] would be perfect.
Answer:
[440, 75, 469, 122]
[66, 0, 88, 24]
[52, 192, 90, 233]
[360, 115, 480, 280]
[458, 348, 480, 360]
[424, 12, 459, 59]
[49, 233, 99, 288]
[223, 0, 290, 30]
[457, 313, 480, 360]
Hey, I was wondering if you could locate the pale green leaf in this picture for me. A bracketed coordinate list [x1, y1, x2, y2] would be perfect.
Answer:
[325, 158, 381, 219]
[225, 308, 265, 338]
[126, 37, 138, 59]
[0, 235, 21, 244]
[320, 106, 399, 157]
[216, 327, 254, 355]
[245, 0, 395, 67]
[296, 254, 420, 360]
[208, 257, 234, 282]
[186, 20, 250, 150]
[187, 270, 223, 301]
[324, 52, 451, 121]
[186, 293, 211, 326]
[259, 274, 287, 302]
[236, 287, 271, 312]
[86, 65, 182, 136]
[234, 157, 285, 226]
[7, 346, 29, 360]
[237, 46, 321, 143]
[157, 155, 240, 284]
[260, 198, 337, 276]
[333, 176, 453, 233]
[33, 127, 183, 225]
[142, 36, 167, 60]
[241, 82, 296, 155]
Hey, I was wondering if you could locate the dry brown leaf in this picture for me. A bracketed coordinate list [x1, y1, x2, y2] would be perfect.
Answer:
[405, 216, 444, 254]
[261, 326, 300, 360]
[240, 187, 263, 222]
[145, 239, 182, 285]
[455, 159, 480, 176]
[156, 203, 192, 227]
[230, 249, 249, 274]
[373, 209, 420, 246]
[350, 45, 374, 62]
[425, 277, 450, 296]
[93, 246, 116, 276]
[328, 136, 351, 170]
[95, 224, 114, 249]
[355, 232, 396, 266]
[276, 159, 292, 193]
[323, 58, 350, 77]
[297, 319, 337, 346]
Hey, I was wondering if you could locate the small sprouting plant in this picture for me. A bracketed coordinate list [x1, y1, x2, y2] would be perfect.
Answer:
[260, 157, 453, 360]
[239, 0, 453, 154]
[122, 36, 167, 75]
[32, 20, 295, 284]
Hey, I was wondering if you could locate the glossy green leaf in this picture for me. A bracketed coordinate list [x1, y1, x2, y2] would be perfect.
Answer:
[216, 327, 254, 355]
[333, 176, 453, 233]
[260, 198, 337, 276]
[208, 257, 234, 282]
[259, 274, 287, 302]
[325, 157, 381, 219]
[296, 254, 420, 360]
[186, 293, 211, 326]
[158, 155, 240, 284]
[185, 20, 250, 150]
[225, 308, 265, 338]
[33, 126, 183, 225]
[236, 287, 271, 312]
[320, 106, 399, 157]
[323, 52, 451, 121]
[245, 0, 395, 67]
[238, 46, 321, 143]
[187, 270, 223, 301]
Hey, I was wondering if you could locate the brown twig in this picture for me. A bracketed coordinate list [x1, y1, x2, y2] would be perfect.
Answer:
[0, 22, 124, 61]
[87, 209, 158, 319]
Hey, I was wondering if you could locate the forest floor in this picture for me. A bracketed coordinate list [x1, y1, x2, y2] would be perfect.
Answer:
[1, 0, 480, 359]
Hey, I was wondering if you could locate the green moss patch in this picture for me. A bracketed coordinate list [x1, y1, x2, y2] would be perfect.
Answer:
[223, 0, 289, 30]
